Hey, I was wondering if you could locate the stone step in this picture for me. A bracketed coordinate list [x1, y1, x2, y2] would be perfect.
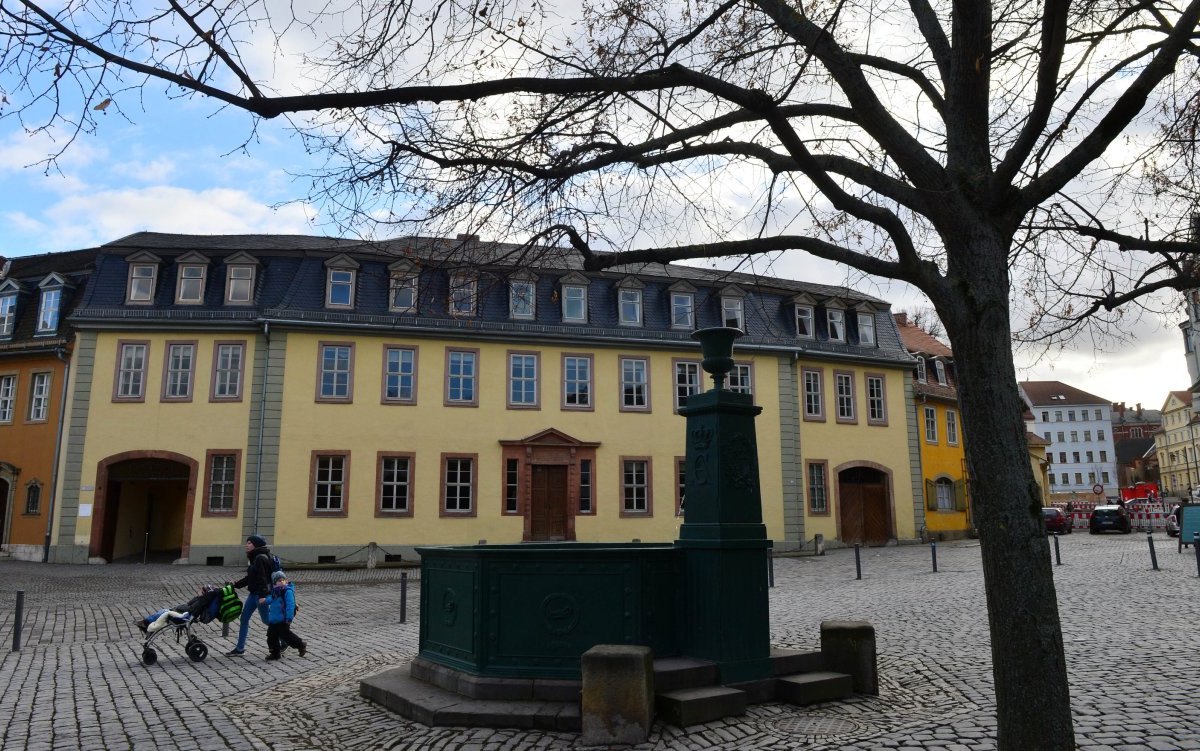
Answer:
[775, 671, 854, 706]
[769, 647, 823, 675]
[655, 686, 747, 727]
[652, 656, 719, 692]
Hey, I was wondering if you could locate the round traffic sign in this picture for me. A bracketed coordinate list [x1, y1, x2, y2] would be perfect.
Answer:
[1092, 483, 1104, 495]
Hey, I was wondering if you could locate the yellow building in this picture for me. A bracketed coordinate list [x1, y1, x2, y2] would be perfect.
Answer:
[893, 314, 971, 539]
[48, 233, 922, 564]
[1154, 390, 1200, 497]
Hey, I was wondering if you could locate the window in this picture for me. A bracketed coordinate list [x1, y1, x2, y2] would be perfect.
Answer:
[212, 342, 245, 401]
[935, 478, 955, 511]
[389, 274, 418, 313]
[1070, 431, 1078, 442]
[162, 342, 196, 401]
[1098, 429, 1106, 441]
[1067, 410, 1075, 421]
[504, 458, 519, 514]
[579, 459, 593, 513]
[508, 352, 539, 408]
[1057, 432, 1065, 443]
[176, 265, 206, 304]
[378, 454, 414, 516]
[671, 292, 694, 329]
[1055, 410, 1062, 421]
[127, 264, 158, 303]
[1041, 411, 1049, 421]
[621, 458, 651, 515]
[0, 294, 15, 337]
[0, 374, 15, 422]
[924, 406, 938, 443]
[1095, 409, 1103, 420]
[934, 360, 947, 385]
[729, 363, 753, 396]
[1102, 471, 1110, 483]
[442, 455, 476, 515]
[562, 283, 588, 323]
[563, 354, 593, 409]
[311, 453, 349, 515]
[835, 371, 855, 422]
[445, 348, 478, 406]
[866, 374, 887, 424]
[26, 372, 50, 422]
[675, 361, 701, 411]
[947, 410, 959, 445]
[722, 297, 744, 330]
[916, 357, 927, 383]
[1074, 472, 1083, 484]
[618, 288, 643, 326]
[1044, 431, 1052, 443]
[203, 451, 240, 515]
[24, 483, 41, 515]
[449, 274, 477, 317]
[857, 313, 875, 346]
[807, 461, 829, 514]
[1086, 451, 1094, 462]
[1084, 430, 1092, 441]
[382, 346, 417, 403]
[1059, 452, 1066, 464]
[1072, 452, 1080, 462]
[326, 268, 356, 308]
[796, 306, 814, 338]
[1049, 474, 1056, 485]
[1100, 451, 1107, 462]
[317, 343, 354, 402]
[620, 357, 650, 411]
[803, 368, 824, 420]
[1088, 471, 1096, 484]
[675, 457, 686, 516]
[36, 288, 61, 333]
[114, 341, 149, 401]
[827, 309, 845, 342]
[510, 279, 536, 320]
[226, 265, 256, 304]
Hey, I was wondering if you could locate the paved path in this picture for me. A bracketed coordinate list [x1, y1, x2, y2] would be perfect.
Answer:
[2, 533, 1198, 750]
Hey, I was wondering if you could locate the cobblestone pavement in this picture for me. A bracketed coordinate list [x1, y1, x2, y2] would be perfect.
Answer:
[2, 533, 1199, 750]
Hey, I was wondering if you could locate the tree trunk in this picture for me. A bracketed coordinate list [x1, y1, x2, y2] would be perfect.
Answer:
[938, 236, 1075, 751]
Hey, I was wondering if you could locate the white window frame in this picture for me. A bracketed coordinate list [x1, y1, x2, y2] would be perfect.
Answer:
[176, 264, 206, 304]
[508, 352, 539, 408]
[670, 292, 695, 330]
[312, 454, 348, 513]
[835, 372, 855, 421]
[916, 357, 927, 383]
[207, 453, 238, 513]
[803, 368, 823, 419]
[934, 359, 947, 385]
[924, 406, 938, 443]
[622, 459, 650, 514]
[36, 288, 62, 334]
[510, 280, 536, 320]
[318, 344, 354, 401]
[443, 456, 475, 513]
[0, 374, 15, 423]
[620, 357, 650, 411]
[563, 354, 593, 409]
[326, 268, 356, 308]
[0, 294, 15, 337]
[212, 342, 245, 400]
[446, 349, 478, 405]
[379, 455, 413, 514]
[674, 361, 701, 411]
[935, 478, 955, 511]
[857, 312, 875, 346]
[722, 297, 745, 330]
[164, 343, 196, 400]
[827, 309, 846, 342]
[127, 264, 158, 304]
[28, 371, 51, 421]
[383, 346, 417, 403]
[729, 363, 753, 396]
[450, 274, 477, 317]
[796, 305, 814, 338]
[116, 342, 149, 400]
[389, 273, 418, 313]
[866, 375, 887, 424]
[947, 409, 959, 445]
[562, 284, 588, 323]
[618, 288, 643, 326]
[225, 265, 256, 305]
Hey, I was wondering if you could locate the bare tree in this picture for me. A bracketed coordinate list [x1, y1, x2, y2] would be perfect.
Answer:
[7, 1, 1200, 748]
[902, 307, 946, 341]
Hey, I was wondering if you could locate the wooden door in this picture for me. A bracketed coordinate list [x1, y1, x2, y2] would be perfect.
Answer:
[531, 465, 568, 541]
[862, 482, 890, 546]
[838, 468, 890, 546]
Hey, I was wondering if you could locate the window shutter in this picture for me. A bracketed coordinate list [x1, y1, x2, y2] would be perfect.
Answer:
[925, 479, 937, 511]
[953, 479, 968, 511]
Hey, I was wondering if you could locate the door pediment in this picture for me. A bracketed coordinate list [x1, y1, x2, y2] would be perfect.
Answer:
[500, 427, 600, 449]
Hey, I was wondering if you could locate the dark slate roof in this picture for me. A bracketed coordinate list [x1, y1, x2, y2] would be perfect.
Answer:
[1020, 380, 1110, 407]
[0, 248, 98, 352]
[68, 232, 913, 364]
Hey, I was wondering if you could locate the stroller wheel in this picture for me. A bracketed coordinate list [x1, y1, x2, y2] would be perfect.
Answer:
[186, 641, 208, 662]
[141, 648, 158, 666]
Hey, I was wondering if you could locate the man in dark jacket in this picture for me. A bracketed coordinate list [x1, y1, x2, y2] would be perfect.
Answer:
[226, 535, 274, 656]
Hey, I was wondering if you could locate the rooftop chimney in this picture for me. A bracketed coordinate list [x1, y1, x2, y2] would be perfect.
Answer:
[456, 233, 480, 242]
[893, 312, 908, 326]
[1136, 403, 1142, 418]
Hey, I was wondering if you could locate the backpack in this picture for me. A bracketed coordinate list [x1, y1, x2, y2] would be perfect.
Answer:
[217, 585, 242, 623]
[269, 554, 283, 574]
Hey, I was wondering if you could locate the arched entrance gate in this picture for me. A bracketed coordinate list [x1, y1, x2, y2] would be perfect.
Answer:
[837, 463, 893, 546]
[89, 451, 198, 563]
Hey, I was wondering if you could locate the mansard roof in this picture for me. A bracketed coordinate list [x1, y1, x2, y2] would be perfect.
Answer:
[0, 247, 97, 350]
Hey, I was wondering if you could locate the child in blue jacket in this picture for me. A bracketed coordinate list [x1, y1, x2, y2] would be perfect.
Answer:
[257, 570, 308, 660]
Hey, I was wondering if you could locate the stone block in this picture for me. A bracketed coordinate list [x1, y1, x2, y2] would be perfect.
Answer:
[656, 686, 746, 727]
[580, 645, 655, 746]
[820, 620, 877, 695]
[775, 671, 853, 706]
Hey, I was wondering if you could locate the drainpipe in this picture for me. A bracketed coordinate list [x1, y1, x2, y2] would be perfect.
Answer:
[253, 321, 270, 535]
[43, 346, 71, 563]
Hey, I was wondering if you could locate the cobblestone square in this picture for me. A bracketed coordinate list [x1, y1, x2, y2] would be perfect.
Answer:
[2, 534, 1197, 750]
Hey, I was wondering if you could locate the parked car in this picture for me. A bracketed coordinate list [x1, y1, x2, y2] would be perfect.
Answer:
[1042, 507, 1072, 535]
[1089, 505, 1132, 534]
[1166, 506, 1181, 537]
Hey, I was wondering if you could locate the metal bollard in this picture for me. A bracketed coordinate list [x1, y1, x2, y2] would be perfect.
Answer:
[1147, 532, 1159, 571]
[400, 571, 408, 623]
[12, 590, 24, 652]
[930, 540, 938, 572]
[1194, 533, 1200, 578]
[854, 543, 862, 580]
[1052, 534, 1062, 566]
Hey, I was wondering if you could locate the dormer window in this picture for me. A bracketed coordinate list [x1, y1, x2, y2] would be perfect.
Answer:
[721, 291, 745, 331]
[669, 283, 695, 330]
[0, 282, 18, 338]
[324, 254, 360, 309]
[916, 356, 927, 383]
[174, 252, 209, 305]
[509, 273, 537, 320]
[125, 252, 162, 304]
[449, 273, 477, 317]
[792, 294, 818, 339]
[560, 272, 589, 324]
[857, 312, 876, 346]
[827, 308, 845, 342]
[617, 277, 644, 327]
[385, 261, 418, 314]
[222, 252, 259, 305]
[35, 273, 71, 335]
[935, 359, 947, 385]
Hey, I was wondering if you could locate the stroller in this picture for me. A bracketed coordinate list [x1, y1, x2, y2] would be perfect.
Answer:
[137, 585, 241, 665]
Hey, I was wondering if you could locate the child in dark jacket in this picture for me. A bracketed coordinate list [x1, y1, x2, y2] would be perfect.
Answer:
[258, 570, 307, 660]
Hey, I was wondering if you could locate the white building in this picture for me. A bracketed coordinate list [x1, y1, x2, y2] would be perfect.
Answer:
[1020, 381, 1118, 501]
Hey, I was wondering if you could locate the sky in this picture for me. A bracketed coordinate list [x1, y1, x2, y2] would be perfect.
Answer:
[0, 90, 1192, 414]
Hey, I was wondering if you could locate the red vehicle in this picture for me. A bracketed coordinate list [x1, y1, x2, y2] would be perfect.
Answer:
[1042, 507, 1072, 535]
[1120, 482, 1160, 504]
